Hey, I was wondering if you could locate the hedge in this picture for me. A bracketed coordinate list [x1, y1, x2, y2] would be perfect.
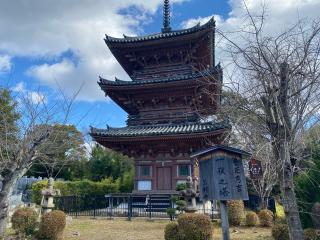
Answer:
[32, 178, 119, 204]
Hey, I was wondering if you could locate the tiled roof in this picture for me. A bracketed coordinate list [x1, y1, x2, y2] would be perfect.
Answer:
[190, 145, 251, 158]
[99, 67, 220, 87]
[104, 18, 215, 44]
[90, 120, 230, 138]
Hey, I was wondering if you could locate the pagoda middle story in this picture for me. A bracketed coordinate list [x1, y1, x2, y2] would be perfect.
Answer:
[90, 5, 231, 193]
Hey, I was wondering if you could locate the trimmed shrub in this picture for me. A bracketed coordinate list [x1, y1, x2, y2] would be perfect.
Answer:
[38, 210, 66, 240]
[304, 228, 320, 240]
[177, 213, 213, 240]
[258, 209, 274, 227]
[164, 222, 180, 240]
[272, 223, 289, 240]
[166, 208, 176, 221]
[227, 200, 245, 226]
[245, 211, 259, 227]
[176, 200, 187, 213]
[176, 183, 187, 191]
[312, 203, 320, 229]
[11, 207, 38, 236]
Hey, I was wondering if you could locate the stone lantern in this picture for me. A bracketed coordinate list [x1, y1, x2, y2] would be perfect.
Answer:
[41, 178, 60, 214]
[180, 176, 199, 213]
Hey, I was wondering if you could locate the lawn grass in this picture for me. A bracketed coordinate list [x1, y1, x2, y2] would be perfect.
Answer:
[63, 217, 273, 240]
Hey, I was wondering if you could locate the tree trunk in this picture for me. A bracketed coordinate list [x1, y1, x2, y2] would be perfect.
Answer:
[278, 140, 304, 240]
[281, 178, 304, 239]
[0, 177, 13, 237]
[260, 196, 269, 210]
[0, 169, 26, 237]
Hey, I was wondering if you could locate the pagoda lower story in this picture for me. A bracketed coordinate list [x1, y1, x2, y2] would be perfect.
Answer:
[91, 120, 230, 193]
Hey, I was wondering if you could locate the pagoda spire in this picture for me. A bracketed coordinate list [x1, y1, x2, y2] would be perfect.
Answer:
[162, 0, 172, 33]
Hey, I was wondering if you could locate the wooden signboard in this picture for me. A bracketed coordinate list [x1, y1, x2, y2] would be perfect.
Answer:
[191, 145, 250, 240]
[199, 156, 249, 201]
[249, 158, 263, 179]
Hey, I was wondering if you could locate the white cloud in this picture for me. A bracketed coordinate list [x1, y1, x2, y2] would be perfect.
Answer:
[11, 82, 24, 92]
[181, 15, 224, 29]
[182, 0, 320, 66]
[29, 92, 47, 104]
[0, 55, 12, 74]
[0, 0, 188, 102]
[11, 82, 47, 104]
[27, 59, 75, 84]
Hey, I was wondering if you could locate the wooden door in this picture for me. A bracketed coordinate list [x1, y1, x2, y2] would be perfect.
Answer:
[157, 167, 172, 190]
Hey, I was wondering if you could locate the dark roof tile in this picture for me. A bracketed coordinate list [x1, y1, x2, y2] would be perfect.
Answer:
[104, 18, 215, 45]
[90, 120, 230, 138]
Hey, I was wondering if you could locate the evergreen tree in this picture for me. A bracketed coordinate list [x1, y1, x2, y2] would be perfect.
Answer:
[0, 89, 19, 161]
[295, 126, 320, 228]
[89, 145, 133, 182]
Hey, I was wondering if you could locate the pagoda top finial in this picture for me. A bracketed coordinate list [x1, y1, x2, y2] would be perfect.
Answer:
[162, 0, 171, 33]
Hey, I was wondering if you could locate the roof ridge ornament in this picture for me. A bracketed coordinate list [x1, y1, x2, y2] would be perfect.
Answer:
[162, 0, 172, 33]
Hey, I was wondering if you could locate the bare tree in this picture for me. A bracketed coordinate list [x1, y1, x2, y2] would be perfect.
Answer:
[220, 91, 278, 209]
[0, 88, 79, 236]
[30, 124, 86, 179]
[250, 144, 278, 209]
[213, 2, 320, 238]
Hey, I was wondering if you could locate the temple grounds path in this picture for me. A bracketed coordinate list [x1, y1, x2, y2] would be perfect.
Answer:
[63, 217, 273, 240]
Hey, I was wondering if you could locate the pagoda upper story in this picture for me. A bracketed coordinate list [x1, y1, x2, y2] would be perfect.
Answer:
[105, 17, 216, 81]
[99, 3, 222, 126]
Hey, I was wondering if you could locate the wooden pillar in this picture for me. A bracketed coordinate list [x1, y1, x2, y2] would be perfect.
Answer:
[220, 200, 230, 240]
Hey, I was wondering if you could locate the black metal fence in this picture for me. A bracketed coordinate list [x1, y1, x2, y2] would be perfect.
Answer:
[54, 194, 276, 220]
[54, 194, 219, 220]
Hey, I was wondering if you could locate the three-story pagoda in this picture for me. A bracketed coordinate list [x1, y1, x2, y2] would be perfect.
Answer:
[91, 1, 231, 193]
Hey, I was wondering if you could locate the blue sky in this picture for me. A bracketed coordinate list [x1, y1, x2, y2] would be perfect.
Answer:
[0, 0, 319, 134]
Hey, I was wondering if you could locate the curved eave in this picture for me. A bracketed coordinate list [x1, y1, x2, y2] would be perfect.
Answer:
[90, 121, 231, 143]
[91, 128, 229, 143]
[104, 18, 215, 47]
[98, 67, 222, 90]
[90, 128, 229, 143]
[100, 79, 196, 93]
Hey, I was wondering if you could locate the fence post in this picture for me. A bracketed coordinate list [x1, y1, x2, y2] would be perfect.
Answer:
[75, 196, 78, 218]
[93, 196, 97, 219]
[128, 195, 132, 221]
[148, 195, 152, 220]
[110, 196, 113, 220]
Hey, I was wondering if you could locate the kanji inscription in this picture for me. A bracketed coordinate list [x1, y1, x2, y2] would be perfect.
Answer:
[199, 156, 249, 201]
